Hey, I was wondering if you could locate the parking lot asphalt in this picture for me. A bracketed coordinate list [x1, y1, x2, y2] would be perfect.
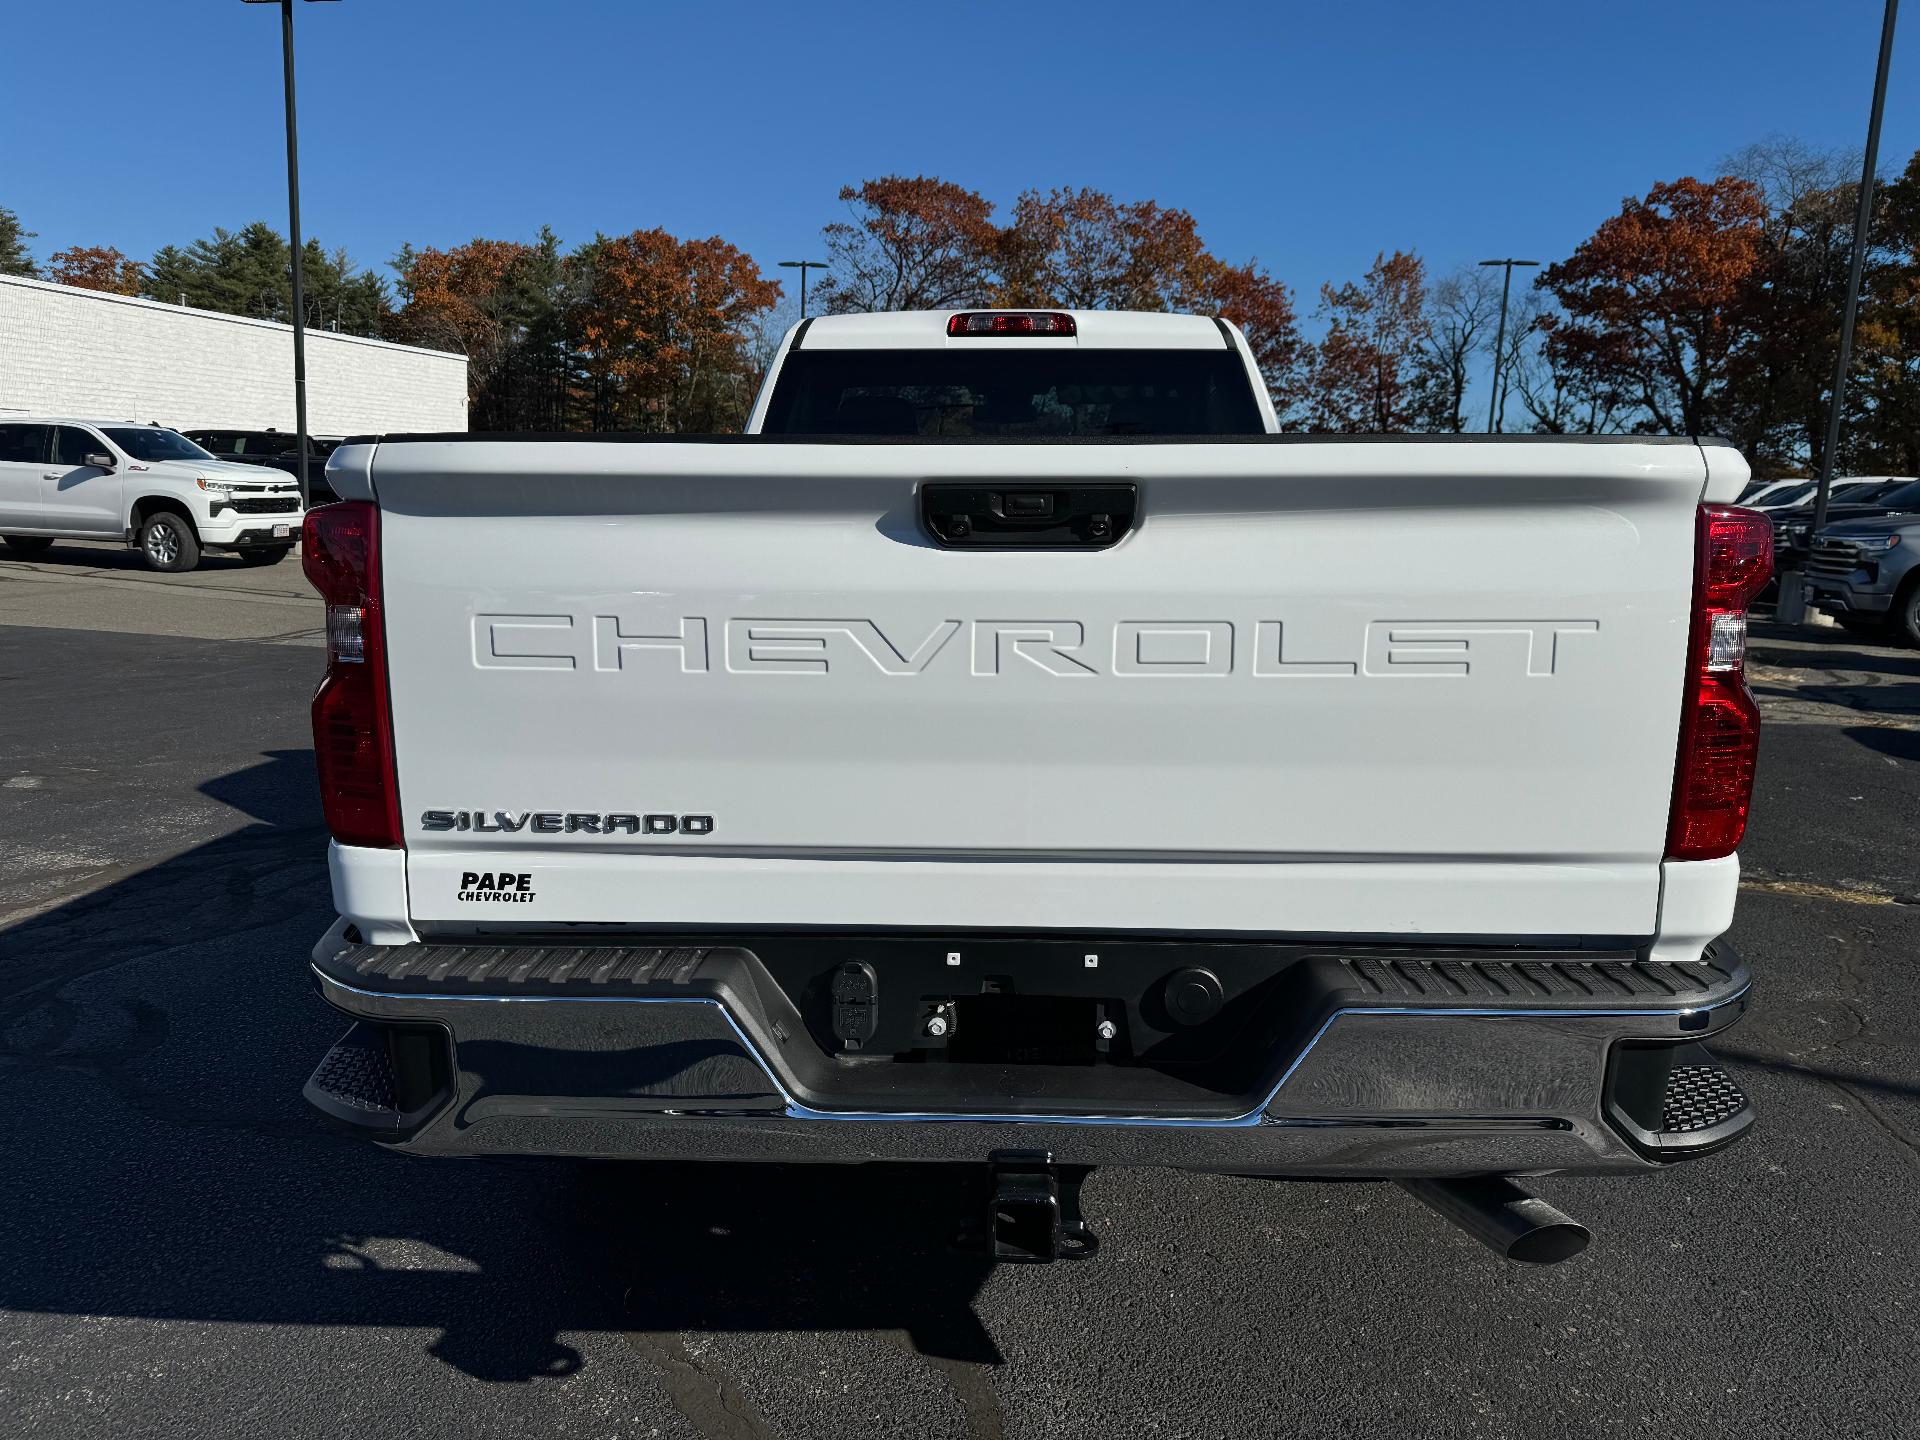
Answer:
[2, 576, 1918, 1440]
[0, 539, 320, 645]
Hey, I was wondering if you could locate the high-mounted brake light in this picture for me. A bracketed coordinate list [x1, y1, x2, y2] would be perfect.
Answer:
[1666, 505, 1773, 861]
[947, 311, 1077, 336]
[302, 501, 401, 849]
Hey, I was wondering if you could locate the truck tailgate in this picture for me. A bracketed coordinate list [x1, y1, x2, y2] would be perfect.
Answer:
[365, 438, 1720, 938]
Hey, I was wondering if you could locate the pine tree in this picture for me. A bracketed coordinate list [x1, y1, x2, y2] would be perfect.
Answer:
[136, 223, 390, 337]
[0, 205, 38, 277]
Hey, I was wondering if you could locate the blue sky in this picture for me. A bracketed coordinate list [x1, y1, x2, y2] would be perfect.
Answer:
[2, 0, 1915, 317]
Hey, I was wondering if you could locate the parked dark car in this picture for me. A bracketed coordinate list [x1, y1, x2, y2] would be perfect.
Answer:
[1807, 512, 1920, 645]
[1769, 478, 1920, 566]
[183, 429, 343, 506]
[1741, 476, 1898, 511]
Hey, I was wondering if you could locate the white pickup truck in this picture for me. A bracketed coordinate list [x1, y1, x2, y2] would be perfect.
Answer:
[300, 310, 1771, 1264]
[0, 418, 304, 571]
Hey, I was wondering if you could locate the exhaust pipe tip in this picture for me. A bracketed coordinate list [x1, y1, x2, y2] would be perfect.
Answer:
[1502, 1214, 1592, 1266]
[1398, 1176, 1591, 1265]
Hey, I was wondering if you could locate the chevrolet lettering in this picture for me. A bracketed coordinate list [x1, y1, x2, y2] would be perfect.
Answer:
[473, 613, 1603, 679]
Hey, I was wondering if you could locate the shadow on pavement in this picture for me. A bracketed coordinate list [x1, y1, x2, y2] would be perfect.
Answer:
[1712, 1044, 1920, 1103]
[1746, 676, 1920, 735]
[0, 749, 1004, 1383]
[1746, 620, 1920, 734]
[1, 541, 295, 575]
[1748, 619, 1920, 682]
[1846, 724, 1920, 764]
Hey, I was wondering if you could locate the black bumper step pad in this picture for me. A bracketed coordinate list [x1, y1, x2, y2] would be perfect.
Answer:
[303, 1024, 457, 1136]
[1606, 1043, 1754, 1159]
[1340, 953, 1738, 1005]
[1662, 1063, 1750, 1134]
[325, 937, 1746, 1013]
[340, 941, 717, 990]
[308, 1027, 397, 1113]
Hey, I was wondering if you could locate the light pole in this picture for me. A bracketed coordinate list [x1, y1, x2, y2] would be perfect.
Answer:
[244, 0, 337, 502]
[779, 260, 831, 320]
[1479, 257, 1539, 432]
[1811, 0, 1900, 542]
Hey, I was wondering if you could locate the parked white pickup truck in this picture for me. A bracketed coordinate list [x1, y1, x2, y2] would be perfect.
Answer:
[300, 310, 1771, 1264]
[0, 418, 303, 571]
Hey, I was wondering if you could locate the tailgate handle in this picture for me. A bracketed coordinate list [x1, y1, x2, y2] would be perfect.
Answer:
[921, 483, 1136, 549]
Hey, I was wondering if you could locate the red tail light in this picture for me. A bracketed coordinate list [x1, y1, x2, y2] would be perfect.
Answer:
[1666, 505, 1773, 860]
[302, 502, 401, 848]
[947, 311, 1077, 336]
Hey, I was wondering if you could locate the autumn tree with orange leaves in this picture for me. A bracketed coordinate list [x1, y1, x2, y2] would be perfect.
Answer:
[996, 188, 1208, 310]
[392, 226, 781, 432]
[819, 176, 1302, 395]
[994, 187, 1302, 390]
[1860, 150, 1920, 472]
[392, 231, 572, 430]
[817, 176, 998, 313]
[1536, 177, 1769, 438]
[1510, 161, 1902, 464]
[1182, 253, 1304, 396]
[569, 230, 781, 432]
[47, 245, 144, 295]
[1717, 138, 1920, 475]
[1303, 251, 1444, 432]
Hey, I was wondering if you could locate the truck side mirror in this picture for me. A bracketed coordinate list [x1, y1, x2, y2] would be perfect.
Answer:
[85, 452, 115, 470]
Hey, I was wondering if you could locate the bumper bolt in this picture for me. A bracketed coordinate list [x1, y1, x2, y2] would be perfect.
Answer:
[925, 1014, 950, 1038]
[1096, 1019, 1117, 1041]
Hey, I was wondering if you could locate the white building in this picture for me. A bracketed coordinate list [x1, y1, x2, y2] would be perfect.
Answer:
[0, 274, 467, 434]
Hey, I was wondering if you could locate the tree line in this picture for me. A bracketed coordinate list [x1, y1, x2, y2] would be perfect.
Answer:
[2, 136, 1916, 473]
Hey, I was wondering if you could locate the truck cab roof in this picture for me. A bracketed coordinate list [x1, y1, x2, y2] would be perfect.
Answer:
[793, 310, 1234, 351]
[1, 415, 164, 428]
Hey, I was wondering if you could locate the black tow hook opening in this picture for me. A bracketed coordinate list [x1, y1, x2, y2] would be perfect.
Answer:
[985, 1150, 1098, 1263]
[1397, 1176, 1591, 1265]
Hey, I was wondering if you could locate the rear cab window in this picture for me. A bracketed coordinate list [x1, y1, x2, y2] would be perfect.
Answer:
[761, 350, 1265, 437]
[0, 423, 50, 463]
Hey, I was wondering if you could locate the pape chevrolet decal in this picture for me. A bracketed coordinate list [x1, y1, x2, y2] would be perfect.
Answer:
[457, 871, 535, 904]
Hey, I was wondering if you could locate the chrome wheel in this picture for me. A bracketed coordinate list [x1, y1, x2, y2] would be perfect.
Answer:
[146, 521, 180, 566]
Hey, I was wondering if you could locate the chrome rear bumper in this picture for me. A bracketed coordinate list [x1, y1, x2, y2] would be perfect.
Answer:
[305, 920, 1752, 1175]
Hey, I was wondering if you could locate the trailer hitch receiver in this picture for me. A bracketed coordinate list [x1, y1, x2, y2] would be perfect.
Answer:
[988, 1149, 1098, 1262]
